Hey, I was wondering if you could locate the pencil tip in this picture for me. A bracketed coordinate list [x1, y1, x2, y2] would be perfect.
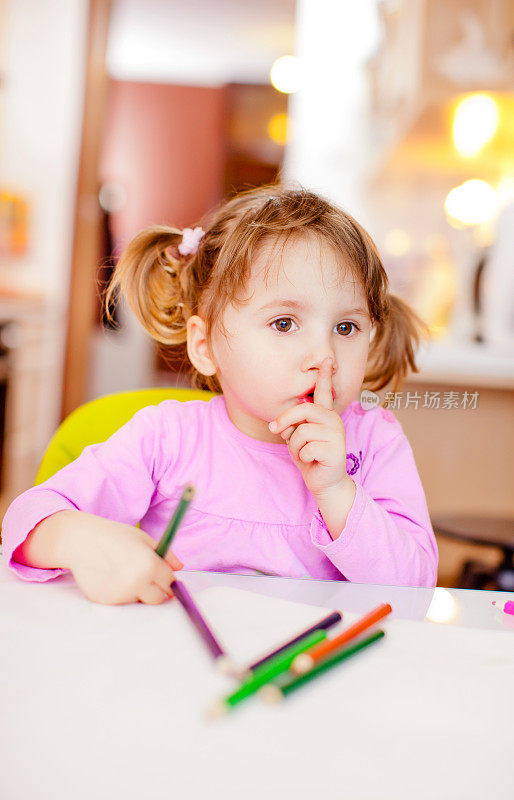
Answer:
[259, 684, 283, 705]
[216, 655, 236, 676]
[205, 701, 227, 721]
[292, 653, 312, 675]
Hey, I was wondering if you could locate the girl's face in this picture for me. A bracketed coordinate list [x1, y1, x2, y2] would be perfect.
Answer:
[208, 234, 372, 443]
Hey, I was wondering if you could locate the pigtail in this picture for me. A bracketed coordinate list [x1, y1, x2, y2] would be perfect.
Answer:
[104, 225, 193, 347]
[100, 186, 432, 400]
[364, 293, 431, 394]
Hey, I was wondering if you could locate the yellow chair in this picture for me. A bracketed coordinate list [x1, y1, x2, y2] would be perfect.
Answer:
[35, 387, 217, 485]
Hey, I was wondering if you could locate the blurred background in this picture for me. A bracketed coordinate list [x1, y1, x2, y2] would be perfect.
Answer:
[0, 0, 513, 588]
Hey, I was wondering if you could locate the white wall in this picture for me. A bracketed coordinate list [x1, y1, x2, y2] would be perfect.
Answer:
[107, 0, 295, 86]
[283, 0, 381, 227]
[0, 0, 89, 489]
[1, 0, 88, 305]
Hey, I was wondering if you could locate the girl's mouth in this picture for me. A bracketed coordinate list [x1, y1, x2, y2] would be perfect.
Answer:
[298, 389, 336, 403]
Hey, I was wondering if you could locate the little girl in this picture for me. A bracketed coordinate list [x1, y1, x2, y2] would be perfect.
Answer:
[1, 185, 438, 602]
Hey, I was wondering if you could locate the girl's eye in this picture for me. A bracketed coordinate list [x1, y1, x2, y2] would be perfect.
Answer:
[336, 322, 359, 336]
[270, 317, 298, 333]
[270, 319, 360, 335]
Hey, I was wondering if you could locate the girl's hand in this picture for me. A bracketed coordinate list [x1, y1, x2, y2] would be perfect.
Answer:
[56, 510, 183, 605]
[269, 357, 349, 498]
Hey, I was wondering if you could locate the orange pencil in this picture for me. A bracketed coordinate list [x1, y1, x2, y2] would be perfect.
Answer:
[291, 602, 392, 675]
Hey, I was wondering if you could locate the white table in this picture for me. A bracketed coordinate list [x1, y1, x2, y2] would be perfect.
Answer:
[1, 566, 513, 800]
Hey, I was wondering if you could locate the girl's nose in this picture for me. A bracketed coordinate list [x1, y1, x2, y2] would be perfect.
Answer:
[302, 353, 337, 374]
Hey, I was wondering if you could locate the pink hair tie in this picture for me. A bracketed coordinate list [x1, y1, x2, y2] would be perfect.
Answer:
[178, 226, 205, 256]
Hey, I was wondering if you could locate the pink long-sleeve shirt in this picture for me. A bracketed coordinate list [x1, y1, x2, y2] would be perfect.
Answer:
[1, 395, 438, 587]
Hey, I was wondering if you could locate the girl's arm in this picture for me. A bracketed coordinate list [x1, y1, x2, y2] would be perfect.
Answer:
[14, 510, 74, 569]
[311, 431, 438, 587]
[13, 509, 183, 605]
[1, 403, 176, 583]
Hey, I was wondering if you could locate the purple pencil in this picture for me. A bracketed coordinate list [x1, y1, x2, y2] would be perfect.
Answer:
[245, 610, 342, 675]
[171, 580, 232, 674]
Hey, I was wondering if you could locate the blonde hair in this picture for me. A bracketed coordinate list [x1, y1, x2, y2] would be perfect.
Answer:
[105, 184, 430, 395]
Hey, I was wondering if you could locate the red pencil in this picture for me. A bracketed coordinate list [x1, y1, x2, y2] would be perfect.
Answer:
[291, 602, 392, 675]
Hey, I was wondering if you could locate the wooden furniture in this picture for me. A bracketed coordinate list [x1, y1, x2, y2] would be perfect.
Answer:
[432, 514, 514, 590]
[388, 344, 514, 587]
[0, 296, 66, 521]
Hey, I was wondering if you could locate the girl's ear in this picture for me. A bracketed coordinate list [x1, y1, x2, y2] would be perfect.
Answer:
[186, 315, 217, 377]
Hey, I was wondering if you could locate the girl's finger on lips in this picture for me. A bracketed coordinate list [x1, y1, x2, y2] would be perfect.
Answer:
[313, 356, 334, 410]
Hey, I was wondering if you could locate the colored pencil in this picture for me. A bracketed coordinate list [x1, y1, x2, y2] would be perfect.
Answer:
[153, 484, 233, 671]
[171, 579, 232, 673]
[291, 602, 392, 675]
[261, 630, 385, 703]
[155, 483, 195, 558]
[207, 628, 328, 718]
[245, 610, 342, 675]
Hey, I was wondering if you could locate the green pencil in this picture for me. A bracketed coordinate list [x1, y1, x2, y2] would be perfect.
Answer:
[260, 629, 385, 703]
[207, 628, 327, 719]
[155, 483, 195, 558]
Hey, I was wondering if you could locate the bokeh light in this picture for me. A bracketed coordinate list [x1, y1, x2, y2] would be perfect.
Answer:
[495, 175, 514, 209]
[268, 112, 289, 145]
[453, 94, 499, 158]
[384, 228, 411, 257]
[426, 588, 458, 623]
[270, 55, 301, 94]
[444, 179, 497, 227]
